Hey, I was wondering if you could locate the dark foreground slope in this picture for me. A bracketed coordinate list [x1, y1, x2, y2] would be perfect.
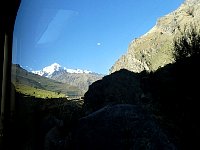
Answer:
[78, 55, 200, 150]
[7, 90, 83, 150]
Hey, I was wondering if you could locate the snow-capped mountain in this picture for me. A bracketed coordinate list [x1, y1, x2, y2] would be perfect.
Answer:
[32, 63, 92, 78]
[31, 63, 104, 93]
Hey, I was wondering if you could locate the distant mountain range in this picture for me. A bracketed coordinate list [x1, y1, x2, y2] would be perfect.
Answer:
[11, 64, 83, 97]
[32, 63, 93, 78]
[12, 63, 103, 98]
[32, 63, 104, 93]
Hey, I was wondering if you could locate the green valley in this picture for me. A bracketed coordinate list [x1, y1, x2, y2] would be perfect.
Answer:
[11, 64, 83, 98]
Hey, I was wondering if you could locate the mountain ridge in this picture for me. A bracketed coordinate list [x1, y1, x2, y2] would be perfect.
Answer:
[110, 0, 200, 73]
[31, 63, 104, 93]
[32, 63, 94, 78]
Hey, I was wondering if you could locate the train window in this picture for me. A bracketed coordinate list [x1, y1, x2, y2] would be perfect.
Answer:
[1, 0, 188, 149]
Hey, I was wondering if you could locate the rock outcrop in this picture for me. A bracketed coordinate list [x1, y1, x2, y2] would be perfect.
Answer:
[110, 0, 200, 73]
[83, 69, 143, 115]
[72, 104, 176, 150]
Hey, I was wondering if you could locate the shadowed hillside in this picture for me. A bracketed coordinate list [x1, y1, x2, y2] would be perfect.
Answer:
[78, 53, 200, 149]
[8, 89, 83, 150]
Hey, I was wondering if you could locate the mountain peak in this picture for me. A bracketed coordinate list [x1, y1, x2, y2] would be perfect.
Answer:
[32, 63, 63, 77]
[43, 63, 62, 74]
[32, 63, 93, 78]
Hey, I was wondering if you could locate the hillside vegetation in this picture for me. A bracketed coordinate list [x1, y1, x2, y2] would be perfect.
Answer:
[15, 84, 66, 98]
[110, 0, 200, 73]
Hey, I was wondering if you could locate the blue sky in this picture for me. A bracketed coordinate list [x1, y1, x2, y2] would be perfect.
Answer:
[13, 0, 184, 74]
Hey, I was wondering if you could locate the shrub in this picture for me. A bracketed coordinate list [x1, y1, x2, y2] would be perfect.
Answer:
[173, 25, 200, 61]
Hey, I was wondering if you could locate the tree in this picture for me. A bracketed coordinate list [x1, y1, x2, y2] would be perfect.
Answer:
[173, 25, 200, 61]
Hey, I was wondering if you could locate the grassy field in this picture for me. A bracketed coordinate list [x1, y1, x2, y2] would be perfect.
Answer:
[15, 83, 66, 98]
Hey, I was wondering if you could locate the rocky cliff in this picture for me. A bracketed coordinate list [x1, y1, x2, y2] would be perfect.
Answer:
[110, 0, 200, 73]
